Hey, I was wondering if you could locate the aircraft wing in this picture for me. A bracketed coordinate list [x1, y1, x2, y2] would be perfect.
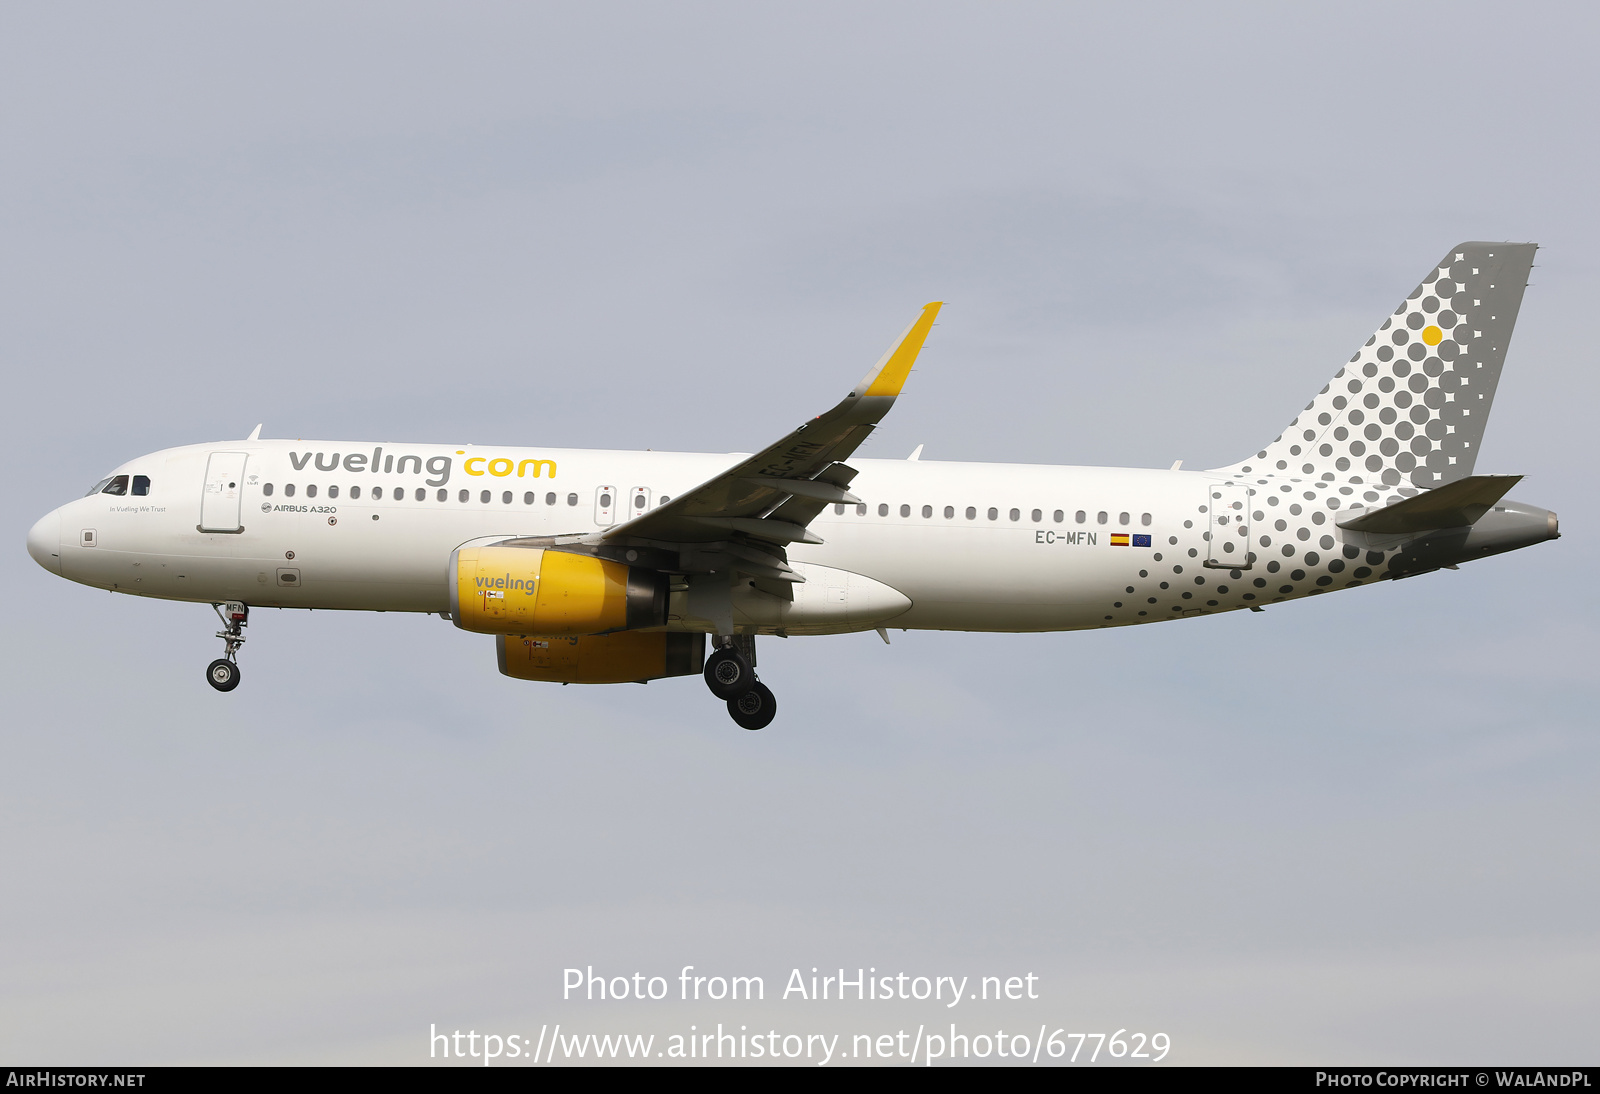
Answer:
[600, 303, 942, 562]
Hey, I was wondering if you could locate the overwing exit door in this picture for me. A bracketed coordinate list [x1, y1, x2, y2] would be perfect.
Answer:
[628, 487, 651, 520]
[200, 452, 248, 533]
[1204, 481, 1253, 569]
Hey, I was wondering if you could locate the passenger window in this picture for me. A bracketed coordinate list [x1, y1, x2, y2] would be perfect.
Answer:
[307, 484, 318, 498]
[1009, 508, 1020, 521]
[132, 475, 151, 496]
[600, 492, 612, 508]
[502, 491, 512, 504]
[878, 504, 889, 516]
[922, 505, 932, 518]
[525, 492, 535, 505]
[438, 489, 448, 501]
[661, 496, 673, 506]
[371, 486, 382, 499]
[833, 503, 845, 515]
[1053, 510, 1063, 522]
[263, 483, 275, 497]
[1141, 512, 1151, 526]
[943, 506, 954, 519]
[899, 504, 910, 517]
[350, 486, 361, 499]
[634, 494, 646, 509]
[567, 493, 578, 506]
[481, 490, 491, 503]
[86, 477, 114, 497]
[1030, 508, 1041, 522]
[328, 485, 339, 499]
[416, 488, 426, 501]
[392, 487, 402, 501]
[987, 507, 998, 521]
[1119, 512, 1130, 525]
[102, 475, 129, 496]
[1075, 510, 1086, 523]
[1097, 511, 1107, 524]
[855, 503, 866, 515]
[546, 492, 557, 505]
[460, 489, 469, 502]
[285, 484, 296, 497]
[966, 506, 976, 520]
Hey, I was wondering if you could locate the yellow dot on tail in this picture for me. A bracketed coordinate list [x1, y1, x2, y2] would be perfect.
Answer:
[1422, 325, 1443, 346]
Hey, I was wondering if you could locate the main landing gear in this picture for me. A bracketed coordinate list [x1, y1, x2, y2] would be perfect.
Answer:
[207, 601, 248, 692]
[705, 635, 776, 730]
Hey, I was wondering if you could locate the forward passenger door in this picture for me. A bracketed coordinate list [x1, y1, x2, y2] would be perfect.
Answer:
[200, 452, 248, 533]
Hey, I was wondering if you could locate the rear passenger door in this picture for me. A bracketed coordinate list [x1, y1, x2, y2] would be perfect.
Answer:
[1204, 481, 1252, 569]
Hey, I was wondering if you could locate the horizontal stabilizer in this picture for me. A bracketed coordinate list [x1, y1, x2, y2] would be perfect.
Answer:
[1337, 474, 1522, 534]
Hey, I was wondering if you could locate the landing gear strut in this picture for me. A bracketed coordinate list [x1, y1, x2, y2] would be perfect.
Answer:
[705, 634, 775, 730]
[207, 601, 247, 692]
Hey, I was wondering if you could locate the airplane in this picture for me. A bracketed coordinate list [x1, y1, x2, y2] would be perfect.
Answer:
[26, 242, 1558, 730]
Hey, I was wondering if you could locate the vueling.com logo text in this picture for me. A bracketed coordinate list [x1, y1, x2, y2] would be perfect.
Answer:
[285, 448, 557, 488]
[459, 452, 557, 480]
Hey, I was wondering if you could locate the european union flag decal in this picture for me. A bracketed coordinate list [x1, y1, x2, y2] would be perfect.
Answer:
[1132, 534, 1152, 547]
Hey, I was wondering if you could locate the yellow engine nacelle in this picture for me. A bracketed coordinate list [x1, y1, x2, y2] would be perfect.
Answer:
[450, 544, 666, 636]
[498, 631, 706, 684]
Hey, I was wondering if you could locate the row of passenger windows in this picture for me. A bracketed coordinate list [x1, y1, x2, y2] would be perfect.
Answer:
[89, 475, 152, 497]
[835, 503, 1153, 525]
[88, 470, 1156, 532]
[91, 472, 1150, 528]
[260, 484, 673, 507]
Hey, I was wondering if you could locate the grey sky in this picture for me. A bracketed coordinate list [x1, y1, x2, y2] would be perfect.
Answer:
[3, 2, 1596, 1064]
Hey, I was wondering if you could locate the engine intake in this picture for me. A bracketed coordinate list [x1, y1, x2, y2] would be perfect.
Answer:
[451, 544, 666, 635]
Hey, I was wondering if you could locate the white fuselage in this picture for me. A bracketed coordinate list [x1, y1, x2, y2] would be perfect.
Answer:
[29, 438, 1384, 633]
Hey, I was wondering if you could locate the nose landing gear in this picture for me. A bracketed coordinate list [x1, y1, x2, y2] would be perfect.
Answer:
[705, 634, 775, 730]
[207, 601, 248, 692]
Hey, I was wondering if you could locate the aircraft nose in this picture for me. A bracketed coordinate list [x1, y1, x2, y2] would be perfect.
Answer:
[27, 509, 62, 574]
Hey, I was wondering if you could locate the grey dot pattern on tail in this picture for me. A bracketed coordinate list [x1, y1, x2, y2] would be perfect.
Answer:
[1216, 242, 1536, 491]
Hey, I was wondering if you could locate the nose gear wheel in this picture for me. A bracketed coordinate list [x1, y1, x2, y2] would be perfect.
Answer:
[206, 658, 241, 691]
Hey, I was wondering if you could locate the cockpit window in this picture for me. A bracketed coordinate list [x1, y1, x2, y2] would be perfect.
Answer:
[132, 475, 151, 496]
[85, 477, 113, 497]
[101, 475, 130, 496]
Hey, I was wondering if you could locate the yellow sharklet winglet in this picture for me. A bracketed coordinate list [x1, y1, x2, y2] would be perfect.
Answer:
[854, 302, 942, 398]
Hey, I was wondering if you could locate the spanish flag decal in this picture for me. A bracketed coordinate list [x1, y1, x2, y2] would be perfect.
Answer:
[1111, 534, 1130, 546]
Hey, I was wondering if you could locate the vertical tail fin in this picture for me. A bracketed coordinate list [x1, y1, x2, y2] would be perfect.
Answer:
[1215, 242, 1537, 489]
